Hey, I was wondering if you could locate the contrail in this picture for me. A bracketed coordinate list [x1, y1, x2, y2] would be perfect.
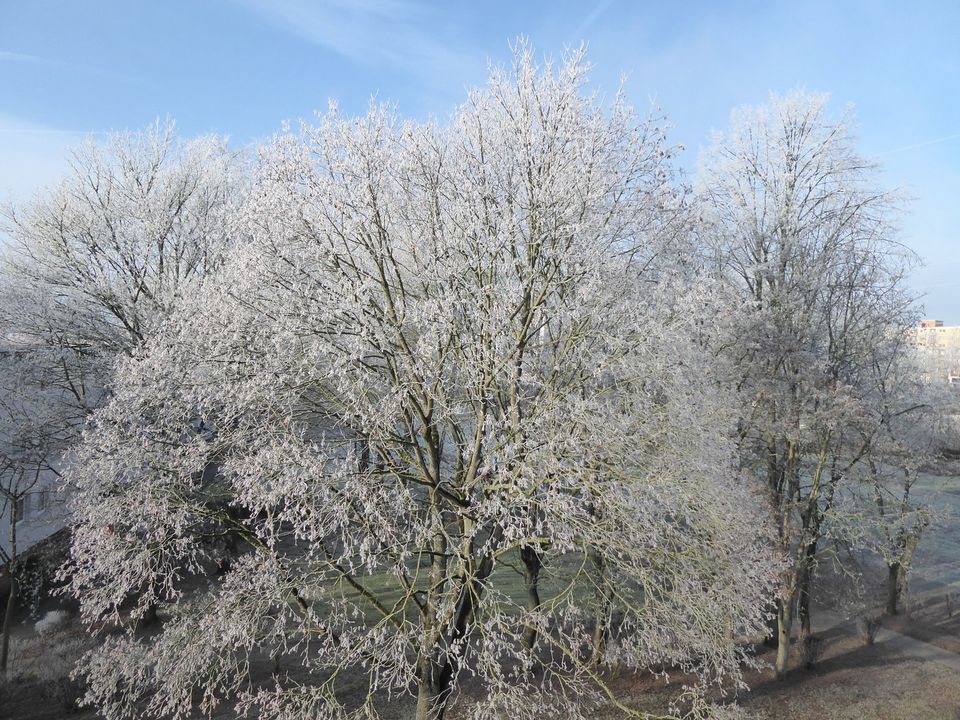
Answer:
[875, 132, 960, 157]
[572, 0, 617, 40]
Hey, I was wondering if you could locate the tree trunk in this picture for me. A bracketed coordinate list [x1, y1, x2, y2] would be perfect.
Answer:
[774, 596, 792, 679]
[415, 658, 451, 720]
[1, 506, 17, 674]
[592, 592, 612, 666]
[416, 524, 501, 720]
[899, 533, 922, 615]
[886, 561, 901, 615]
[0, 573, 17, 674]
[763, 607, 780, 648]
[797, 540, 817, 646]
[590, 548, 612, 666]
[139, 602, 159, 629]
[797, 582, 811, 647]
[520, 545, 542, 652]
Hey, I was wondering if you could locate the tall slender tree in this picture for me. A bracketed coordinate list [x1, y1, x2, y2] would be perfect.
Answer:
[0, 338, 67, 672]
[697, 90, 916, 677]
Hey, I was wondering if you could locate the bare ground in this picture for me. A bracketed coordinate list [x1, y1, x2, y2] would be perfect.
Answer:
[6, 609, 960, 720]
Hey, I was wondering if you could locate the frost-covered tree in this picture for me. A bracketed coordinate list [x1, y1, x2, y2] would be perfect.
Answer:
[0, 120, 243, 665]
[0, 119, 243, 430]
[697, 90, 917, 677]
[64, 48, 777, 720]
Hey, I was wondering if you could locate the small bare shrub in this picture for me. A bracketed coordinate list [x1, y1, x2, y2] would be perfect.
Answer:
[946, 590, 958, 619]
[35, 609, 70, 636]
[905, 594, 925, 617]
[3, 637, 37, 683]
[33, 634, 93, 712]
[703, 702, 761, 719]
[3, 625, 93, 710]
[856, 614, 882, 645]
[40, 673, 84, 713]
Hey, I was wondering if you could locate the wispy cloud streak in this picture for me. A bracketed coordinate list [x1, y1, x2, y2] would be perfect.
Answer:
[231, 0, 478, 90]
[571, 0, 617, 41]
[0, 48, 143, 85]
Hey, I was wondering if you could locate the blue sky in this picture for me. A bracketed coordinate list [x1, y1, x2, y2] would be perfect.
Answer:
[1, 0, 957, 320]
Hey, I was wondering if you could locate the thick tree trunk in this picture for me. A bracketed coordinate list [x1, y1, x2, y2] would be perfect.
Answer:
[887, 562, 909, 615]
[774, 596, 792, 679]
[416, 518, 502, 720]
[415, 658, 451, 720]
[520, 545, 542, 652]
[416, 559, 491, 720]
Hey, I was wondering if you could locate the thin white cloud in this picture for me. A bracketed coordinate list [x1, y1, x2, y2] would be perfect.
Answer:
[230, 0, 478, 90]
[0, 50, 45, 63]
[0, 48, 144, 85]
[0, 115, 86, 203]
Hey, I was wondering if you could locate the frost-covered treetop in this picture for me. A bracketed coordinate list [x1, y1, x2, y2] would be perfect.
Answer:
[62, 46, 776, 720]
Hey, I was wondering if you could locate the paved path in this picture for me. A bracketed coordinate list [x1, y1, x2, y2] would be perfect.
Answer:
[811, 605, 960, 673]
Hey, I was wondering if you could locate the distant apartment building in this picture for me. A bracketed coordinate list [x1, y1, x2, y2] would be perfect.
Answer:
[915, 320, 960, 384]
[0, 475, 68, 560]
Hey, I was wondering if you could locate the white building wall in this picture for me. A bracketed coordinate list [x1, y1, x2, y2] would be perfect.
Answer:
[0, 469, 69, 559]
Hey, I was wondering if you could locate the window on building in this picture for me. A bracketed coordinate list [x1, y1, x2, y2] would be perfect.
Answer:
[14, 495, 26, 522]
[35, 490, 47, 513]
